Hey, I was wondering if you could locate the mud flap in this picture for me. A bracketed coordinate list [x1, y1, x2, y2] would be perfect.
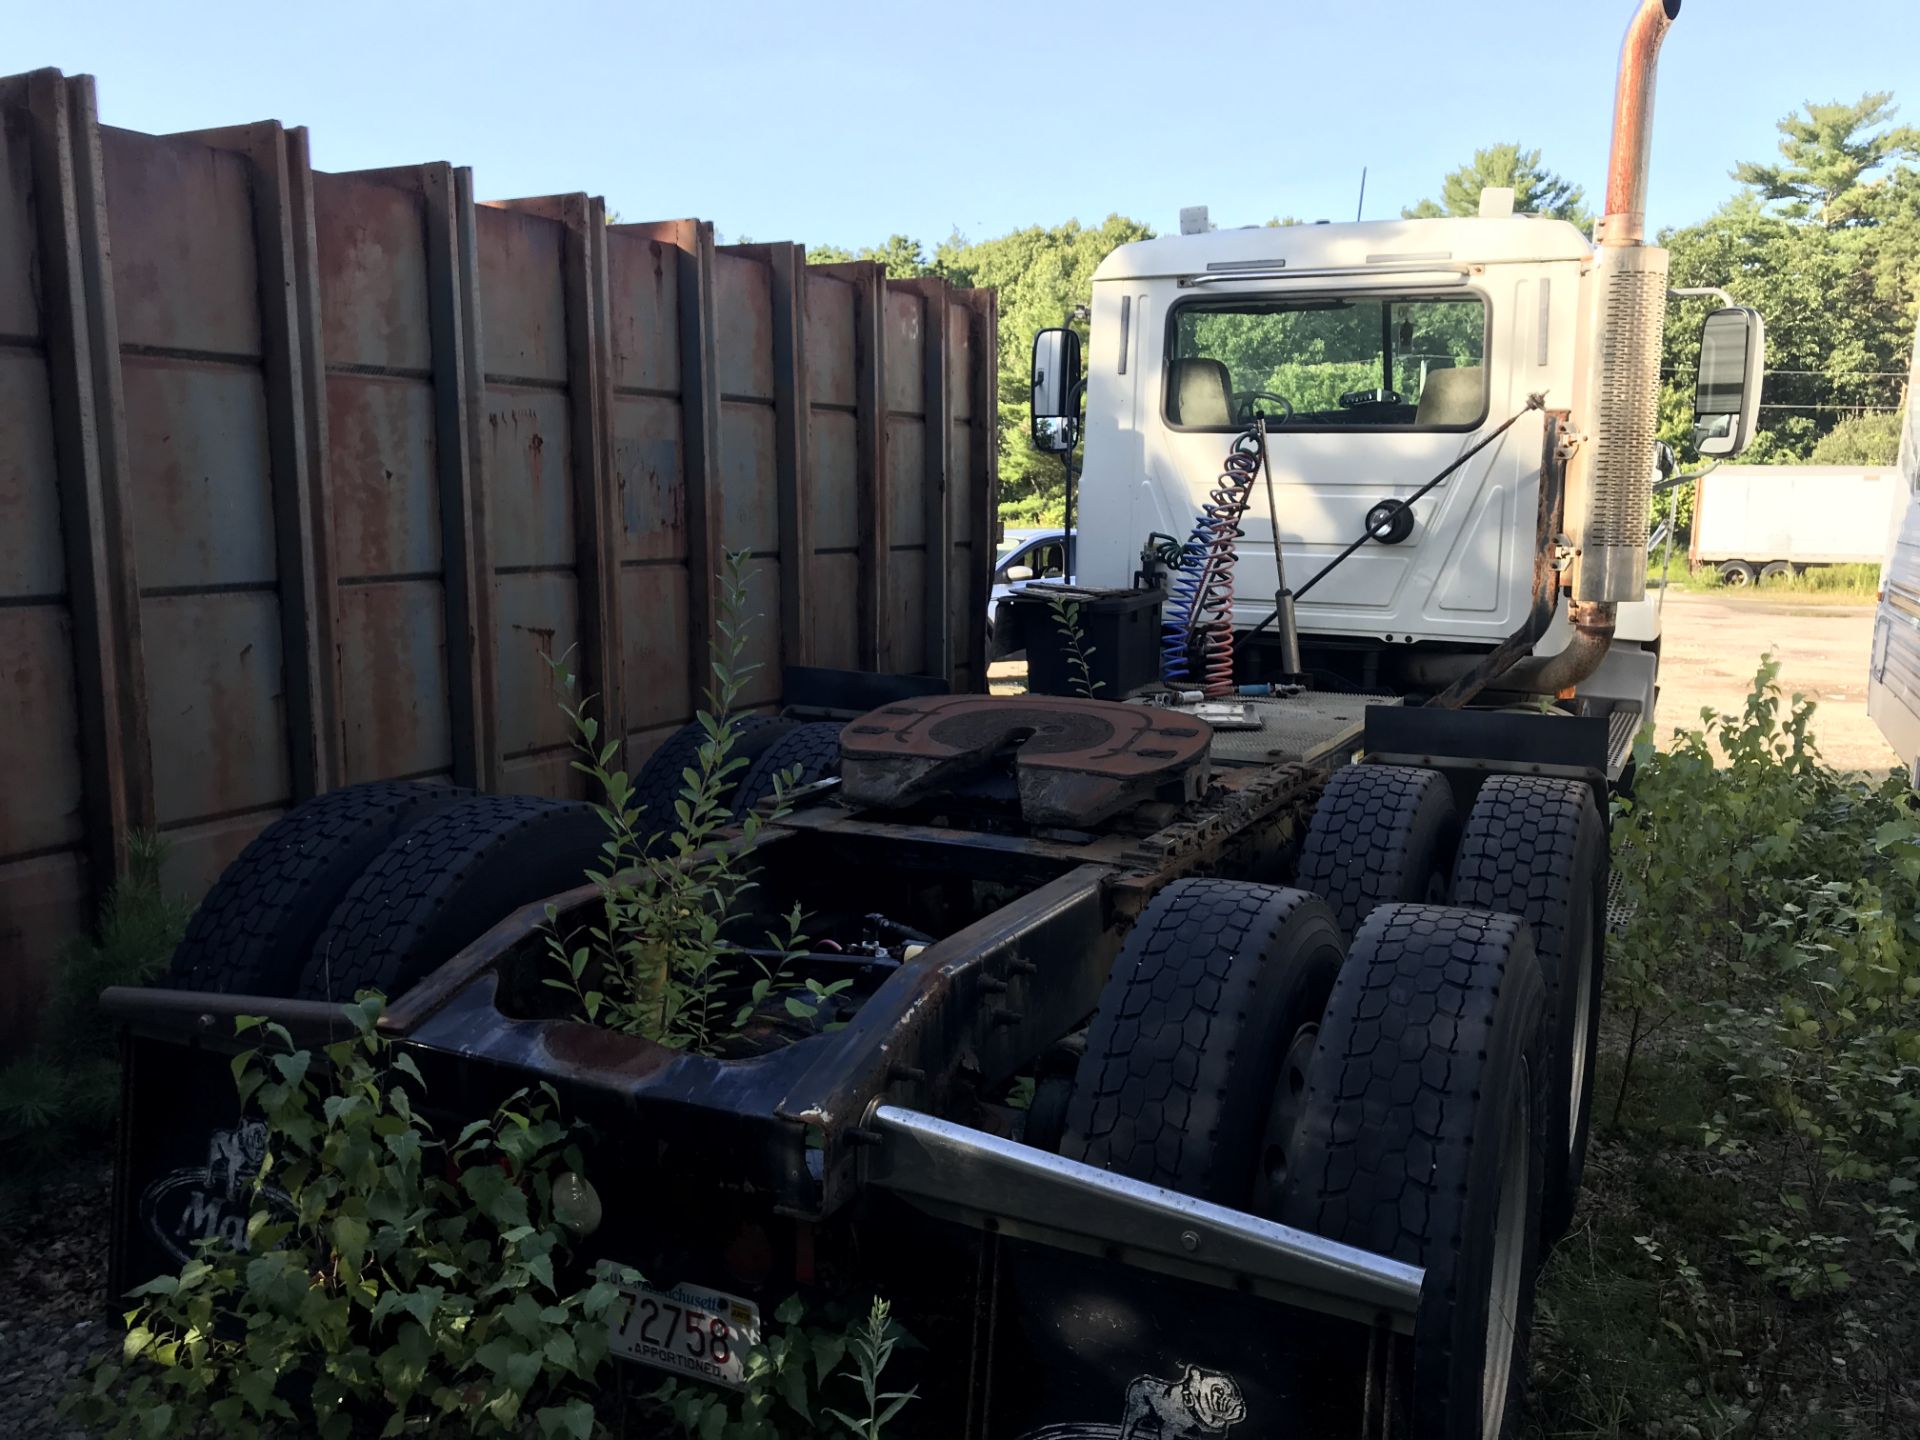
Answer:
[986, 1243, 1405, 1439]
[109, 1032, 281, 1299]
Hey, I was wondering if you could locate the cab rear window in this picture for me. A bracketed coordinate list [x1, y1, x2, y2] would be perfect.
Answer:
[1166, 294, 1488, 431]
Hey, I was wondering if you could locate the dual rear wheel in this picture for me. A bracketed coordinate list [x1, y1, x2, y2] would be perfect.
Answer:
[1062, 762, 1606, 1437]
[166, 716, 844, 1004]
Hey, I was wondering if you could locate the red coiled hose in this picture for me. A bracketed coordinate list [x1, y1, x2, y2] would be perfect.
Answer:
[1162, 430, 1262, 696]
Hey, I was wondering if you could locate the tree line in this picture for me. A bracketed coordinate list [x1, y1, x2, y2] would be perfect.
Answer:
[810, 95, 1920, 523]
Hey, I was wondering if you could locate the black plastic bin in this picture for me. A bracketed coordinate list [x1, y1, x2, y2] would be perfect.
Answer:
[1007, 585, 1163, 698]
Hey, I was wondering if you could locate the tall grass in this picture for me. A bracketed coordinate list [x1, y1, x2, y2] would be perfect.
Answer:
[1647, 559, 1881, 599]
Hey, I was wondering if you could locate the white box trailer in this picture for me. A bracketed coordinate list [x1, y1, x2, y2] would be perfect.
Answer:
[1869, 321, 1920, 782]
[1690, 465, 1903, 584]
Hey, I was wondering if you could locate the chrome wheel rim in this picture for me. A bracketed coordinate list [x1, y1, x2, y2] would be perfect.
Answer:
[1482, 1070, 1530, 1438]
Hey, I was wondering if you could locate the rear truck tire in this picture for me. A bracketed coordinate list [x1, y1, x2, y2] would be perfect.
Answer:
[1759, 560, 1793, 583]
[1279, 904, 1547, 1440]
[1060, 878, 1345, 1209]
[1717, 560, 1757, 587]
[167, 781, 469, 996]
[729, 721, 845, 820]
[1450, 776, 1606, 1245]
[1295, 764, 1459, 942]
[632, 715, 793, 855]
[296, 794, 607, 1003]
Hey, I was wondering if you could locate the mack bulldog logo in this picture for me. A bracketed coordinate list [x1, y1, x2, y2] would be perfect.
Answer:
[140, 1119, 293, 1264]
[1020, 1365, 1248, 1439]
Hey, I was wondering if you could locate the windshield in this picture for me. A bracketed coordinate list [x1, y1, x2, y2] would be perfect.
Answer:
[1167, 293, 1487, 431]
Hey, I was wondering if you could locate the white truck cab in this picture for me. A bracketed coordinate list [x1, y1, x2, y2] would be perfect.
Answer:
[1023, 0, 1765, 771]
[1079, 215, 1595, 649]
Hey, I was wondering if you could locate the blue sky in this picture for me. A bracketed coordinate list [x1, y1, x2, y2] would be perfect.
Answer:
[12, 0, 1920, 249]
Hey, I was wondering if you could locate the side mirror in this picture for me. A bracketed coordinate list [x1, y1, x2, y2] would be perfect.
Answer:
[1004, 564, 1035, 583]
[1031, 327, 1082, 453]
[1692, 307, 1765, 458]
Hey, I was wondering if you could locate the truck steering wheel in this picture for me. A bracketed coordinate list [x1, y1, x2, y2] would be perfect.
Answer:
[1233, 391, 1295, 423]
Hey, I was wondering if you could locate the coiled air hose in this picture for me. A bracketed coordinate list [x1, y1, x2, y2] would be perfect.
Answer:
[1161, 427, 1263, 695]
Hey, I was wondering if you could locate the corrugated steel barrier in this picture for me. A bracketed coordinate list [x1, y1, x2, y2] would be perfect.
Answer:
[0, 70, 999, 1055]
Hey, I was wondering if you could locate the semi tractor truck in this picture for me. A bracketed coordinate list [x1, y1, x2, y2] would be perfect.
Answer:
[106, 2, 1765, 1435]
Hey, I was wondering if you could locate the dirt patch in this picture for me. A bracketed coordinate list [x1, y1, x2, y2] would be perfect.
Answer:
[0, 1165, 116, 1439]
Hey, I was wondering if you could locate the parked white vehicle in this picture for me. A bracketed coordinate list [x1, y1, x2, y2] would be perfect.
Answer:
[1691, 466, 1904, 586]
[1868, 320, 1920, 781]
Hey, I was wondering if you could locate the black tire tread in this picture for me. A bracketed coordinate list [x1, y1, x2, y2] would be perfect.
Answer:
[1451, 774, 1605, 1238]
[168, 781, 467, 995]
[1283, 903, 1537, 1258]
[1279, 902, 1547, 1439]
[729, 721, 844, 820]
[298, 794, 596, 1001]
[1295, 764, 1456, 941]
[633, 716, 791, 854]
[1062, 877, 1336, 1198]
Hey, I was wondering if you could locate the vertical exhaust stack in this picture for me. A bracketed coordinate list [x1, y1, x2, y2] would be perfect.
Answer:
[1574, 0, 1680, 605]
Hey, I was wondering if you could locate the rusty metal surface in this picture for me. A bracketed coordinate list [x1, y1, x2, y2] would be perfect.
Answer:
[842, 695, 1213, 826]
[1601, 0, 1681, 246]
[0, 70, 998, 1056]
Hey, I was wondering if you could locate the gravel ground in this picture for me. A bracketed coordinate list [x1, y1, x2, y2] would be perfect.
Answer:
[0, 1164, 117, 1438]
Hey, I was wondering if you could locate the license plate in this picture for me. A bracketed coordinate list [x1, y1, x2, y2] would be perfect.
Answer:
[611, 1280, 762, 1390]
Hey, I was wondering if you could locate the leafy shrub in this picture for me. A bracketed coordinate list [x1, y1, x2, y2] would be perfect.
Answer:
[1611, 657, 1918, 1294]
[69, 996, 632, 1439]
[544, 551, 833, 1053]
[648, 1295, 916, 1440]
[1044, 593, 1103, 698]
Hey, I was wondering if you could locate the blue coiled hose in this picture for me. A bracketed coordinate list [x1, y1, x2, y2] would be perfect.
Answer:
[1161, 428, 1263, 692]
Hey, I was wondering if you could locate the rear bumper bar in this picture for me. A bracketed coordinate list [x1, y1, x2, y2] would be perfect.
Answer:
[863, 1104, 1423, 1333]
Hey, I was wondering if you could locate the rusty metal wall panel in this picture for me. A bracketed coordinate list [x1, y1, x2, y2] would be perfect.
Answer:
[0, 608, 86, 852]
[494, 571, 582, 768]
[313, 167, 456, 793]
[105, 123, 297, 871]
[613, 394, 687, 562]
[608, 232, 681, 394]
[0, 73, 151, 1059]
[713, 252, 774, 402]
[0, 70, 999, 1055]
[476, 206, 568, 384]
[124, 359, 277, 587]
[886, 549, 928, 674]
[882, 286, 924, 414]
[313, 173, 433, 373]
[0, 352, 64, 597]
[102, 129, 262, 356]
[736, 556, 783, 709]
[0, 113, 37, 338]
[808, 411, 860, 551]
[142, 593, 292, 824]
[949, 421, 976, 547]
[886, 417, 928, 547]
[619, 565, 693, 733]
[804, 272, 856, 407]
[720, 401, 780, 554]
[336, 583, 452, 782]
[808, 551, 861, 669]
[326, 377, 441, 577]
[485, 390, 576, 568]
